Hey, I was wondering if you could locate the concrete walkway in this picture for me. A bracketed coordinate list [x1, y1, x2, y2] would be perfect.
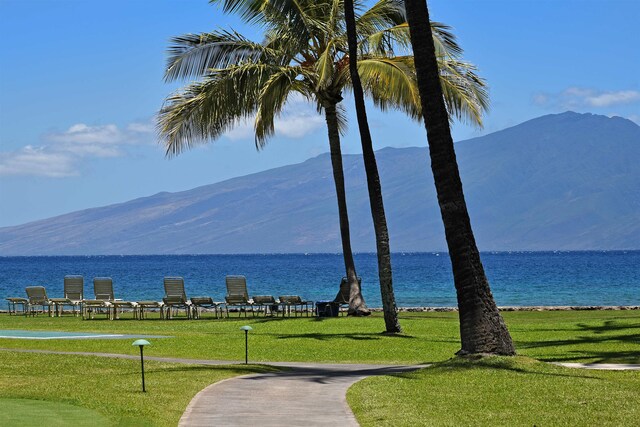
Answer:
[2, 348, 638, 426]
[179, 362, 424, 426]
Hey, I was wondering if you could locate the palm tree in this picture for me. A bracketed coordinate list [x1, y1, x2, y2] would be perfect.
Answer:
[158, 0, 489, 322]
[343, 0, 400, 331]
[404, 0, 516, 355]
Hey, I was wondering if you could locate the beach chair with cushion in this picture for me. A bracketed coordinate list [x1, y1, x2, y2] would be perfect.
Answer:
[163, 277, 193, 319]
[137, 300, 165, 320]
[225, 275, 253, 317]
[50, 275, 85, 317]
[25, 286, 55, 317]
[85, 277, 138, 320]
[279, 295, 313, 317]
[252, 295, 278, 316]
[82, 277, 113, 320]
[190, 296, 223, 319]
[6, 297, 29, 316]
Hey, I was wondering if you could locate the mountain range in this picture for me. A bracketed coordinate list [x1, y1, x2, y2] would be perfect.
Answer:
[1, 111, 638, 255]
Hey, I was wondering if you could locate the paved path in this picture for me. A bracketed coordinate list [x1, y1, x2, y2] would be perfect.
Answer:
[2, 348, 638, 426]
[179, 362, 424, 426]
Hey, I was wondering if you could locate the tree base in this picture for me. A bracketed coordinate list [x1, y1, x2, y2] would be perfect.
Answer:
[348, 307, 372, 316]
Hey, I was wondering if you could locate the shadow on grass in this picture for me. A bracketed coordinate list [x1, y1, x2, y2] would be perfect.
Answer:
[515, 319, 640, 363]
[516, 332, 640, 349]
[391, 356, 603, 381]
[145, 364, 281, 375]
[536, 350, 640, 364]
[272, 332, 416, 341]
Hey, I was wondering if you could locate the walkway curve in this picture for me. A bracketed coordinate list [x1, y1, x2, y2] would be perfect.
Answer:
[178, 362, 425, 426]
[1, 349, 638, 426]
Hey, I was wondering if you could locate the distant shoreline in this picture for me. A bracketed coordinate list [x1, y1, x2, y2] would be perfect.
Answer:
[386, 305, 640, 312]
[3, 305, 638, 315]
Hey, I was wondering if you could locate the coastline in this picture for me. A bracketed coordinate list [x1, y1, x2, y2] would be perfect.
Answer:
[2, 305, 639, 315]
[381, 305, 640, 312]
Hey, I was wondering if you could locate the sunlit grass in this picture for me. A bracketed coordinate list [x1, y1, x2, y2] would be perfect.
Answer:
[0, 310, 638, 426]
[0, 310, 637, 364]
[0, 351, 275, 426]
[348, 356, 640, 426]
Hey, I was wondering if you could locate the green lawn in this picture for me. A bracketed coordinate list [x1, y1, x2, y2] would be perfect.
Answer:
[348, 356, 640, 426]
[0, 310, 638, 426]
[0, 310, 638, 363]
[0, 351, 275, 426]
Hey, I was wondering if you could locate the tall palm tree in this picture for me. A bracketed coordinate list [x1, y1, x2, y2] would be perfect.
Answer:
[343, 0, 400, 331]
[158, 0, 488, 321]
[404, 0, 516, 355]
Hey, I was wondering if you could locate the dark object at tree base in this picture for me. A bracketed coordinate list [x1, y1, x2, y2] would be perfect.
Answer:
[316, 301, 340, 317]
[348, 308, 372, 316]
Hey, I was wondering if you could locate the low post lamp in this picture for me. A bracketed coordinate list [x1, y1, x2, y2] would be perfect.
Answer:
[132, 339, 151, 392]
[240, 325, 253, 364]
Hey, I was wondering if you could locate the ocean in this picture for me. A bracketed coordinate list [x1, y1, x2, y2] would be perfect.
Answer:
[1, 252, 638, 308]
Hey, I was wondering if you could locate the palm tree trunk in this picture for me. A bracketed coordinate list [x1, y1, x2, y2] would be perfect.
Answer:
[343, 0, 401, 332]
[324, 101, 370, 316]
[404, 0, 515, 355]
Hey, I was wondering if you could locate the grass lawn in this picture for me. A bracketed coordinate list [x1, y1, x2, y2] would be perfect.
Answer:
[0, 310, 638, 364]
[0, 351, 275, 426]
[348, 356, 640, 426]
[0, 310, 638, 425]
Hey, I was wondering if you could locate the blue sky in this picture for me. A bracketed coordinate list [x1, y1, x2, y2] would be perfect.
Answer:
[1, 0, 638, 227]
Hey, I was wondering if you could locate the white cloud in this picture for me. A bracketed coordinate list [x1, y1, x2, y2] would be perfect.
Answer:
[223, 96, 324, 141]
[127, 121, 155, 134]
[275, 113, 324, 138]
[224, 118, 255, 141]
[534, 87, 640, 109]
[586, 90, 640, 107]
[0, 146, 77, 177]
[0, 120, 156, 177]
[47, 124, 122, 145]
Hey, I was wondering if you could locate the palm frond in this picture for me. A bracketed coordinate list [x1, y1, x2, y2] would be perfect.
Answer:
[315, 39, 337, 90]
[354, 56, 421, 119]
[438, 57, 489, 126]
[356, 0, 405, 36]
[431, 21, 463, 56]
[254, 66, 307, 147]
[165, 30, 281, 82]
[210, 0, 313, 41]
[158, 63, 278, 156]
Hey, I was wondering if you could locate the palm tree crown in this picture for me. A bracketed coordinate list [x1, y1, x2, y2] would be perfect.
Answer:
[158, 0, 488, 155]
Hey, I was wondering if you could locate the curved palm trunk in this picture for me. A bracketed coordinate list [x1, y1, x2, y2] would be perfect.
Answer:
[404, 0, 515, 355]
[324, 101, 370, 316]
[343, 0, 401, 332]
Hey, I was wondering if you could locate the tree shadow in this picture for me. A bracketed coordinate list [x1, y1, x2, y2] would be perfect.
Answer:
[516, 333, 640, 350]
[536, 350, 640, 364]
[272, 332, 416, 341]
[514, 319, 640, 363]
[389, 356, 605, 381]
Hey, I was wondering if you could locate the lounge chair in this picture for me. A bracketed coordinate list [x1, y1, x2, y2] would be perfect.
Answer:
[25, 286, 54, 317]
[279, 295, 313, 317]
[190, 296, 222, 319]
[163, 277, 193, 319]
[137, 300, 165, 320]
[252, 295, 278, 316]
[83, 277, 113, 320]
[6, 297, 29, 316]
[225, 275, 253, 317]
[50, 275, 84, 316]
[88, 277, 138, 320]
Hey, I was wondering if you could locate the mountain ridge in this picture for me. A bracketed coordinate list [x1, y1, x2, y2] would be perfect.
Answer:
[1, 111, 638, 254]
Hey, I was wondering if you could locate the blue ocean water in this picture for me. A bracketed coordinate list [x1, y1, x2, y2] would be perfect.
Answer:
[0, 252, 638, 308]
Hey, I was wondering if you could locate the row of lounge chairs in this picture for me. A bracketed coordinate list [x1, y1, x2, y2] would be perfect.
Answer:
[6, 275, 316, 320]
